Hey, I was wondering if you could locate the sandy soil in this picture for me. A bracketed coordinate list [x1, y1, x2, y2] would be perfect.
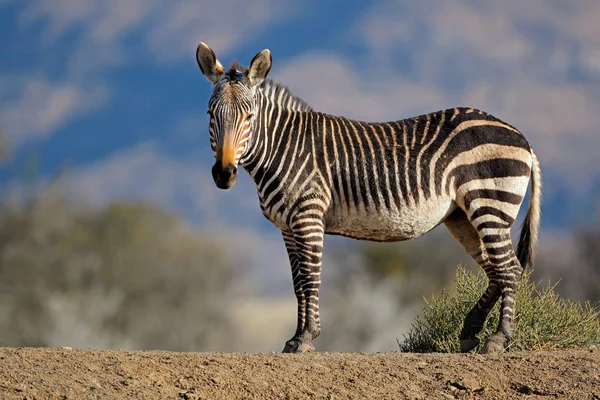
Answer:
[0, 347, 598, 399]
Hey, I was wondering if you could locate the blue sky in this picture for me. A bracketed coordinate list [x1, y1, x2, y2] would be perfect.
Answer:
[1, 0, 600, 238]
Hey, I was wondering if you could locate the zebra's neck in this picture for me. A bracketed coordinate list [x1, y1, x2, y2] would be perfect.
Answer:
[241, 79, 311, 175]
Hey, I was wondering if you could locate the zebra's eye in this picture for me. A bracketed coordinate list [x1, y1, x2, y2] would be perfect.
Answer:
[207, 110, 213, 117]
[246, 113, 254, 121]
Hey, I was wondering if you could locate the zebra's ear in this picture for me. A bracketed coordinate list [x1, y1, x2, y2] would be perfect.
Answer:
[196, 42, 224, 83]
[247, 49, 272, 87]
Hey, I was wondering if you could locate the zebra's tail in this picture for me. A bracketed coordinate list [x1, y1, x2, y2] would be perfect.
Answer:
[516, 150, 542, 270]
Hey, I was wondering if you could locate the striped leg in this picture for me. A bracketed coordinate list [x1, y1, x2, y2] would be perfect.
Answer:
[460, 212, 523, 353]
[459, 270, 502, 352]
[480, 232, 523, 353]
[449, 153, 531, 353]
[282, 218, 324, 353]
[281, 229, 306, 341]
[445, 210, 500, 352]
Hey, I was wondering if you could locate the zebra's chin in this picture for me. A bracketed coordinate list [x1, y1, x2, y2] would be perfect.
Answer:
[214, 180, 236, 190]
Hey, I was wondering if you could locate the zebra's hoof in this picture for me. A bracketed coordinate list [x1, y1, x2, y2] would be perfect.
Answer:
[480, 334, 506, 354]
[296, 341, 315, 353]
[460, 337, 480, 353]
[282, 338, 315, 353]
[282, 339, 297, 353]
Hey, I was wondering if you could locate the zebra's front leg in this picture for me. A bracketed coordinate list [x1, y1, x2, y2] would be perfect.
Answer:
[282, 220, 324, 353]
[281, 229, 307, 353]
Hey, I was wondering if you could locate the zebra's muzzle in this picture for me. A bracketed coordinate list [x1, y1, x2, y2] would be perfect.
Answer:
[212, 162, 238, 189]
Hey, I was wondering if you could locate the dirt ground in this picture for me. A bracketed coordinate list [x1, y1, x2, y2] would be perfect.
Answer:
[0, 347, 598, 400]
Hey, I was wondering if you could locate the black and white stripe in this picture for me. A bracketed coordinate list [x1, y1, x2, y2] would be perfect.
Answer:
[196, 43, 542, 354]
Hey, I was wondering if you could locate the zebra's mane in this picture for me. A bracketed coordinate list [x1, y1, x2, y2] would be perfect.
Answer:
[259, 79, 313, 112]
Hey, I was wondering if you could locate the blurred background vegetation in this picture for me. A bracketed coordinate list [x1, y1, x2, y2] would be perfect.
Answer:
[0, 131, 598, 353]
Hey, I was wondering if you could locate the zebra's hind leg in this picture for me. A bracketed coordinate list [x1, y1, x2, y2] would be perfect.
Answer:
[444, 210, 501, 353]
[479, 230, 523, 354]
[447, 206, 524, 354]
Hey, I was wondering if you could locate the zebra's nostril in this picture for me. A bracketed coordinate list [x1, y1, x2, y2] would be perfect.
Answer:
[221, 164, 237, 179]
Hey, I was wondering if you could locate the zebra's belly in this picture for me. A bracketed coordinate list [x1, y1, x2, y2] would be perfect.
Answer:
[324, 198, 457, 242]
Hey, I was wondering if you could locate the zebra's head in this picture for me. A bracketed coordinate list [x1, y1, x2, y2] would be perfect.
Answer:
[196, 42, 272, 190]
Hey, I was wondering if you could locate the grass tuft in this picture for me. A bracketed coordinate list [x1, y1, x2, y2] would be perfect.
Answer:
[398, 265, 600, 353]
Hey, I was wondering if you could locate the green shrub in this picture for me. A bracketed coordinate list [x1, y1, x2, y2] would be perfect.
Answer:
[398, 265, 600, 353]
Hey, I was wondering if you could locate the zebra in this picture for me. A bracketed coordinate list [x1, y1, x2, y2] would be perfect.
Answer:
[195, 42, 542, 354]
